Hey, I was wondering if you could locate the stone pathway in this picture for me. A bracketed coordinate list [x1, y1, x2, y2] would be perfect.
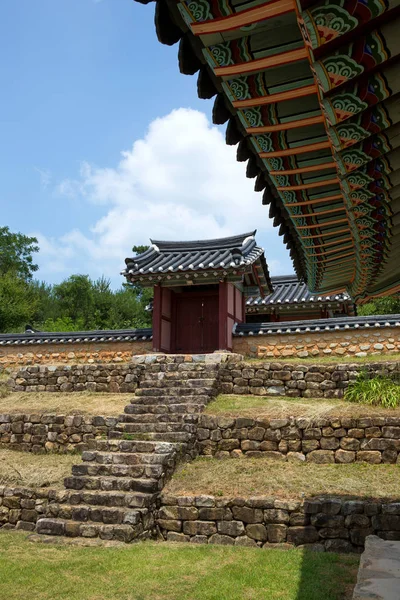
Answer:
[353, 535, 400, 600]
[36, 359, 219, 542]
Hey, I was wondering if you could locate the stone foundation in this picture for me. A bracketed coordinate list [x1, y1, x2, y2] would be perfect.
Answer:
[0, 486, 56, 532]
[232, 327, 400, 359]
[158, 495, 400, 552]
[0, 340, 153, 368]
[218, 360, 400, 398]
[0, 414, 118, 453]
[197, 414, 400, 463]
[6, 363, 144, 393]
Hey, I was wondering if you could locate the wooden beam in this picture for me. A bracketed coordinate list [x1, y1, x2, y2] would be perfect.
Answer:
[246, 114, 324, 134]
[300, 227, 349, 239]
[215, 47, 308, 77]
[290, 207, 346, 218]
[307, 237, 353, 249]
[191, 0, 295, 35]
[232, 84, 317, 109]
[297, 218, 349, 230]
[259, 140, 330, 158]
[285, 193, 343, 207]
[269, 161, 336, 175]
[306, 244, 354, 257]
[277, 177, 339, 191]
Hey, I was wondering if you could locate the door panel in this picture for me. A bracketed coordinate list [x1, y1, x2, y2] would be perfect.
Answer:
[175, 294, 219, 353]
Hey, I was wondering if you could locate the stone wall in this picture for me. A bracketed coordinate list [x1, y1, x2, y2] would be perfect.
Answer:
[232, 327, 400, 359]
[6, 363, 145, 393]
[0, 414, 118, 453]
[158, 494, 400, 552]
[0, 340, 153, 368]
[0, 486, 57, 531]
[218, 361, 400, 398]
[197, 414, 400, 463]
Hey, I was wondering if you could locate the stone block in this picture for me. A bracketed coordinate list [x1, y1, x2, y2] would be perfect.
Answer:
[217, 521, 245, 537]
[209, 534, 235, 545]
[183, 521, 217, 536]
[287, 526, 319, 545]
[307, 450, 335, 464]
[267, 524, 287, 543]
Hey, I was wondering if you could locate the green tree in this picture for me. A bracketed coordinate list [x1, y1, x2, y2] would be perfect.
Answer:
[358, 295, 400, 316]
[0, 226, 39, 280]
[52, 275, 95, 328]
[0, 272, 37, 332]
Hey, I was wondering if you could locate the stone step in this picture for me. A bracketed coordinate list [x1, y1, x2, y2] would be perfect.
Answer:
[136, 387, 215, 397]
[47, 503, 148, 525]
[88, 439, 180, 454]
[117, 422, 196, 434]
[140, 378, 217, 389]
[36, 518, 148, 542]
[124, 403, 206, 415]
[82, 450, 174, 466]
[109, 431, 193, 443]
[61, 489, 157, 508]
[142, 371, 216, 381]
[71, 462, 164, 479]
[120, 413, 186, 423]
[64, 475, 160, 493]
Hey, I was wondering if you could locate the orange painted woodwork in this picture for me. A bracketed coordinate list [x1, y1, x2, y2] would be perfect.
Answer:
[287, 194, 343, 207]
[232, 84, 317, 109]
[191, 0, 295, 35]
[269, 161, 336, 175]
[297, 218, 349, 230]
[260, 140, 330, 158]
[300, 227, 350, 239]
[277, 177, 339, 191]
[214, 47, 308, 77]
[247, 114, 324, 134]
[290, 207, 346, 218]
[306, 244, 354, 257]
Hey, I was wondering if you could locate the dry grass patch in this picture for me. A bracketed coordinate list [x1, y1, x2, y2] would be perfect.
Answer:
[165, 457, 400, 500]
[0, 449, 77, 488]
[206, 394, 400, 420]
[245, 354, 400, 364]
[0, 391, 131, 416]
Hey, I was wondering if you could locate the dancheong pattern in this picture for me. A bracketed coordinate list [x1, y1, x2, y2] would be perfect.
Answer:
[133, 0, 400, 301]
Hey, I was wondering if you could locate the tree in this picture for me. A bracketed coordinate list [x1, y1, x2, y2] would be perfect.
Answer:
[358, 295, 400, 316]
[52, 275, 95, 328]
[132, 245, 149, 255]
[0, 226, 39, 280]
[0, 272, 37, 332]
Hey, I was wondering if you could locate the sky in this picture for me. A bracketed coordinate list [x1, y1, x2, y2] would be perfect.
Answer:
[1, 0, 294, 288]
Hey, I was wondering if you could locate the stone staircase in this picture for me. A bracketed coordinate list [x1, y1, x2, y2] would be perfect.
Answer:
[36, 360, 219, 542]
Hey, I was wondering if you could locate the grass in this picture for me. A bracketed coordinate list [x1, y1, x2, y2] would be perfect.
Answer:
[0, 449, 76, 488]
[245, 353, 400, 364]
[0, 531, 358, 600]
[345, 374, 400, 409]
[206, 394, 400, 419]
[165, 457, 400, 500]
[0, 391, 132, 415]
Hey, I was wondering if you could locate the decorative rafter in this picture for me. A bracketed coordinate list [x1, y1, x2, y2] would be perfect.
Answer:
[132, 0, 400, 300]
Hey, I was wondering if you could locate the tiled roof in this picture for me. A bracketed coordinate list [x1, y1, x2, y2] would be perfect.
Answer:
[0, 328, 153, 347]
[234, 315, 400, 336]
[123, 231, 273, 293]
[246, 275, 352, 308]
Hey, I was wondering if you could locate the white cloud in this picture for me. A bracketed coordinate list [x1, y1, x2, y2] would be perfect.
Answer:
[34, 167, 51, 190]
[37, 108, 288, 284]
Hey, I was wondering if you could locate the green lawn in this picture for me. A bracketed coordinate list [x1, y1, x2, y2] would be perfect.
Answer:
[0, 531, 358, 600]
[206, 394, 400, 419]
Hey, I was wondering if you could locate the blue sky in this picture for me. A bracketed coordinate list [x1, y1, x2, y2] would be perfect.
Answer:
[1, 0, 293, 287]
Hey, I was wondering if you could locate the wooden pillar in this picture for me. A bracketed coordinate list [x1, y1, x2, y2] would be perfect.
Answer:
[218, 281, 228, 350]
[152, 284, 162, 352]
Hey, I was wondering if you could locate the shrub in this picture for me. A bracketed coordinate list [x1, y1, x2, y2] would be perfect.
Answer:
[344, 373, 400, 409]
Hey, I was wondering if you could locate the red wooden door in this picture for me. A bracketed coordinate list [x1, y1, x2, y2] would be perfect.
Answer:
[175, 293, 219, 353]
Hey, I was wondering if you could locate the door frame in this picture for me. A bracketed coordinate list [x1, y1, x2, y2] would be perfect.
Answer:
[172, 289, 219, 354]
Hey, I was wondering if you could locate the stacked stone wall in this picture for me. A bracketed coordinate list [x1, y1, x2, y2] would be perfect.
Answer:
[218, 361, 400, 398]
[232, 327, 400, 359]
[0, 414, 118, 453]
[0, 340, 152, 368]
[197, 415, 400, 463]
[6, 363, 145, 393]
[0, 486, 56, 532]
[158, 495, 400, 552]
